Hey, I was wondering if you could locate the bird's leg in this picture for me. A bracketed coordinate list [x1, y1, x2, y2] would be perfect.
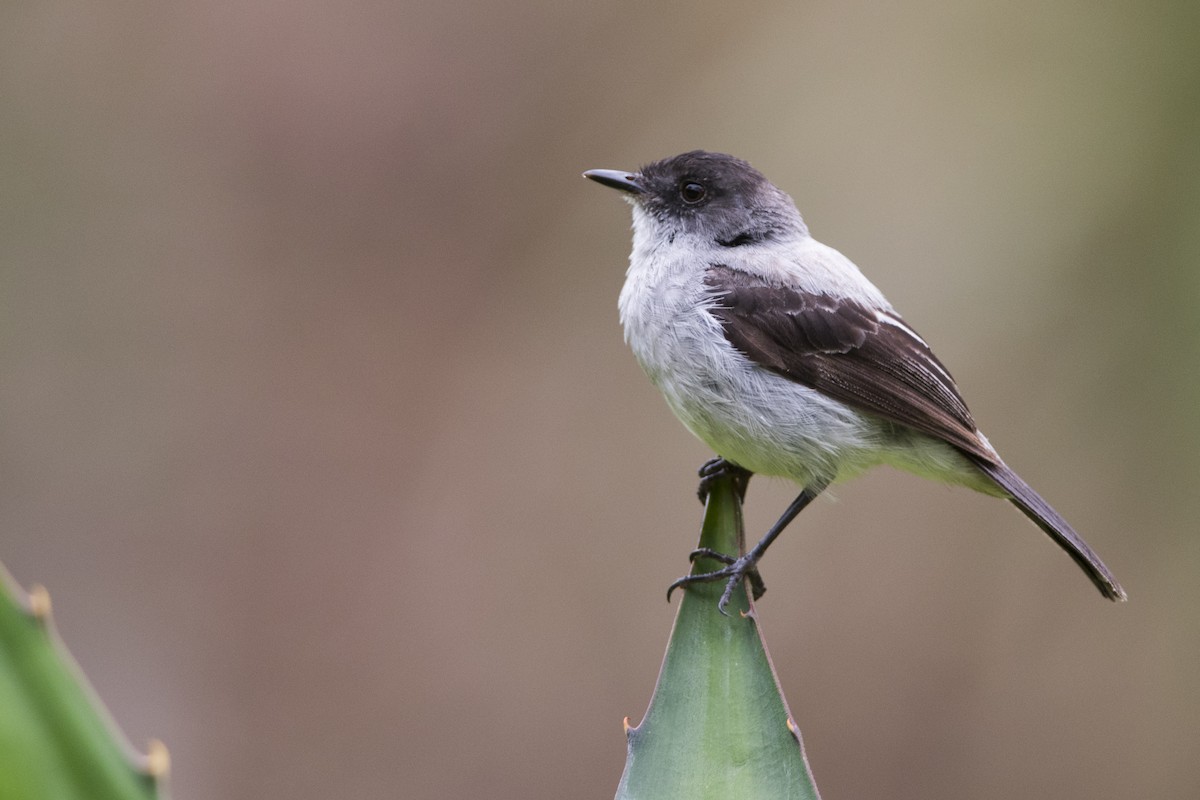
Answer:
[669, 478, 830, 615]
[696, 456, 752, 503]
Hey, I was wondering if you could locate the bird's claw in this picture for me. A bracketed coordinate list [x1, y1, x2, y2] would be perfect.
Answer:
[696, 457, 752, 503]
[687, 547, 735, 565]
[666, 553, 767, 615]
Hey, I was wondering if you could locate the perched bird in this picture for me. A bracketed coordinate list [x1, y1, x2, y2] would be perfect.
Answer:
[584, 151, 1125, 613]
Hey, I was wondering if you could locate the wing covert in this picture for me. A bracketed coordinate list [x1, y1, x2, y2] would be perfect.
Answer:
[704, 264, 995, 463]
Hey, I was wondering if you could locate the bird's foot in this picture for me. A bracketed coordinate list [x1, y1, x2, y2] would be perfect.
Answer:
[696, 457, 752, 504]
[666, 548, 766, 615]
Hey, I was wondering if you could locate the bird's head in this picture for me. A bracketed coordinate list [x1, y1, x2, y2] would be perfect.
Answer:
[584, 150, 807, 248]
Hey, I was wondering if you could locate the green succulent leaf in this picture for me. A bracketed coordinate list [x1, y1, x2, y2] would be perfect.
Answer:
[615, 476, 821, 800]
[0, 563, 167, 800]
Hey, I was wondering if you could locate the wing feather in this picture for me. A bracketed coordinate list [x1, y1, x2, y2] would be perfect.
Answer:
[704, 264, 996, 463]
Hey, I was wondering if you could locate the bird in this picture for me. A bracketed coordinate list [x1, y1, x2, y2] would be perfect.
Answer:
[583, 150, 1125, 613]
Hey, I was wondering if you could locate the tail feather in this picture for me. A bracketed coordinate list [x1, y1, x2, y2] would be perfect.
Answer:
[971, 458, 1126, 601]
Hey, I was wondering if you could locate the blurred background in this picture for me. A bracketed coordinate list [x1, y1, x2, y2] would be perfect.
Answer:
[2, 2, 1198, 798]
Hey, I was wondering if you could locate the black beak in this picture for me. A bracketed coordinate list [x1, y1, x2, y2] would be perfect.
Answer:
[583, 169, 643, 194]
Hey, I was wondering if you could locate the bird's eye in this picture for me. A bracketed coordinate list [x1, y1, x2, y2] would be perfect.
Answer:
[679, 181, 707, 204]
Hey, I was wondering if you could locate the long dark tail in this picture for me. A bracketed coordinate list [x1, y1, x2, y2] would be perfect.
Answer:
[970, 458, 1126, 601]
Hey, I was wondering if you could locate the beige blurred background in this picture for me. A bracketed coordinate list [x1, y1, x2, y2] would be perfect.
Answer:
[2, 2, 1198, 798]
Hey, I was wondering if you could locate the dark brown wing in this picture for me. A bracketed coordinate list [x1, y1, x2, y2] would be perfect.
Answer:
[705, 266, 1128, 601]
[705, 264, 997, 463]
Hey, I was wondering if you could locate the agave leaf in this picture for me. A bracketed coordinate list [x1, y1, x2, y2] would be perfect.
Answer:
[0, 563, 167, 800]
[615, 475, 821, 799]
